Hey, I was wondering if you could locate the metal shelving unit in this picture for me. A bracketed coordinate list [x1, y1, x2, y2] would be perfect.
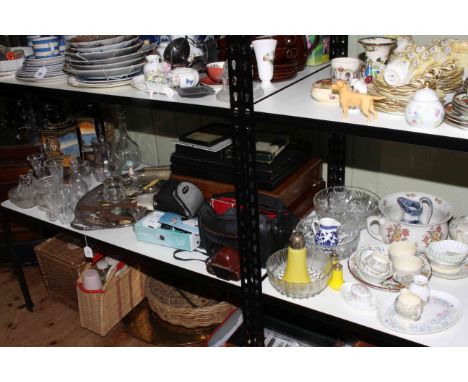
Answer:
[2, 35, 468, 346]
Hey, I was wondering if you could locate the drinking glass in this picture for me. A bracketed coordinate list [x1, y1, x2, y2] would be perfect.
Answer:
[57, 185, 75, 225]
[103, 175, 126, 203]
[43, 189, 59, 221]
[45, 157, 64, 186]
[35, 175, 56, 211]
[17, 171, 36, 199]
[27, 153, 45, 178]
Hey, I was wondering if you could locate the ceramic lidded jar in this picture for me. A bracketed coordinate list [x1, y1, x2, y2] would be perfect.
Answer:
[405, 84, 445, 129]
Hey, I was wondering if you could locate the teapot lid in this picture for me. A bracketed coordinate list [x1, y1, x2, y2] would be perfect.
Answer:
[413, 82, 439, 102]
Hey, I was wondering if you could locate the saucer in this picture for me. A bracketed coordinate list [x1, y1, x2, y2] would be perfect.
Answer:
[340, 282, 377, 313]
[431, 259, 468, 280]
[348, 245, 432, 292]
[200, 76, 223, 91]
[377, 290, 462, 334]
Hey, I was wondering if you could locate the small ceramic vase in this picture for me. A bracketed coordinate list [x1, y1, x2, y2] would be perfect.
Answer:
[312, 217, 341, 247]
[359, 37, 396, 75]
[409, 274, 430, 304]
[405, 84, 445, 129]
[143, 54, 164, 83]
[252, 38, 277, 90]
[395, 288, 424, 321]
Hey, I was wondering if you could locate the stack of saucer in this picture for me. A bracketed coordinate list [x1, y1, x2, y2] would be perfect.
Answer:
[253, 61, 298, 82]
[63, 35, 153, 87]
[444, 92, 468, 130]
[16, 55, 66, 82]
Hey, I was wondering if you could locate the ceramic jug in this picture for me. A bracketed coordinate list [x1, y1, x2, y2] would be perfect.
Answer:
[395, 288, 424, 321]
[397, 196, 433, 224]
[312, 217, 341, 247]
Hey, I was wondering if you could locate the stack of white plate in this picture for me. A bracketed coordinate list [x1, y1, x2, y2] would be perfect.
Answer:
[16, 55, 66, 82]
[63, 35, 153, 87]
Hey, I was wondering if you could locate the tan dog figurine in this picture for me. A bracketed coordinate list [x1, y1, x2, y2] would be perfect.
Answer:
[331, 80, 385, 122]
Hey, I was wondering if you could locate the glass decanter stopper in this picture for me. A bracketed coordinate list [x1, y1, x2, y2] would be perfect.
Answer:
[112, 107, 141, 175]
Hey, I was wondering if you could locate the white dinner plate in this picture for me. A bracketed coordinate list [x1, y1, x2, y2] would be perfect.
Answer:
[64, 45, 153, 66]
[69, 35, 126, 48]
[65, 41, 143, 61]
[63, 62, 144, 79]
[68, 36, 139, 53]
[68, 75, 134, 88]
[67, 56, 145, 70]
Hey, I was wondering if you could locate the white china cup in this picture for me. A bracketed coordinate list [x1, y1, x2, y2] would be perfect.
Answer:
[252, 38, 277, 90]
[393, 255, 423, 285]
[331, 57, 361, 83]
[388, 241, 417, 262]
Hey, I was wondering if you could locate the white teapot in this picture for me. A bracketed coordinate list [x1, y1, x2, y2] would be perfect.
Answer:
[405, 83, 444, 129]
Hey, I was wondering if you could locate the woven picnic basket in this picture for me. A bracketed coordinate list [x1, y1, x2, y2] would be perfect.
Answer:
[145, 276, 235, 329]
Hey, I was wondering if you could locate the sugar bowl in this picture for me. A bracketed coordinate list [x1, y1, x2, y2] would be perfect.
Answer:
[405, 83, 445, 129]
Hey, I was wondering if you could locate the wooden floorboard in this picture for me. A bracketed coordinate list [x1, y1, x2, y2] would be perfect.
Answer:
[0, 264, 150, 347]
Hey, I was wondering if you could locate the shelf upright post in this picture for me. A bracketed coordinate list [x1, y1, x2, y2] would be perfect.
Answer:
[327, 36, 348, 187]
[226, 35, 264, 346]
[0, 208, 34, 311]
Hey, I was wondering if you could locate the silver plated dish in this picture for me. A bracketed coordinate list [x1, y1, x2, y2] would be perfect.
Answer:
[71, 167, 170, 230]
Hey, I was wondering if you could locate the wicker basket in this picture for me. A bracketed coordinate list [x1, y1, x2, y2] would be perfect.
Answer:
[145, 276, 235, 329]
[34, 234, 87, 308]
[77, 263, 146, 336]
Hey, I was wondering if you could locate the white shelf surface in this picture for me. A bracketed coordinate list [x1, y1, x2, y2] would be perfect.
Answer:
[0, 64, 329, 110]
[1, 199, 242, 288]
[262, 230, 468, 347]
[254, 70, 468, 142]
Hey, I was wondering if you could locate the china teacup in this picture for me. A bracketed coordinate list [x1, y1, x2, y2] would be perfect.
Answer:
[388, 241, 417, 262]
[393, 255, 423, 285]
[331, 57, 361, 83]
[364, 252, 391, 274]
